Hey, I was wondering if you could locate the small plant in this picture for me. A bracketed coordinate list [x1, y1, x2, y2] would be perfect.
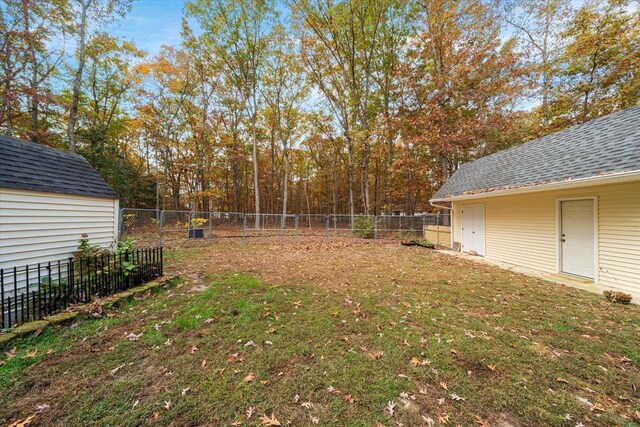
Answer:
[352, 215, 376, 239]
[116, 237, 137, 276]
[116, 237, 136, 255]
[603, 290, 632, 304]
[189, 217, 208, 229]
[120, 261, 136, 276]
[77, 233, 101, 258]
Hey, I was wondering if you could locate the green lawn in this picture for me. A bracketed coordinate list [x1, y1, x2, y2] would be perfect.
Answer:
[1, 241, 639, 426]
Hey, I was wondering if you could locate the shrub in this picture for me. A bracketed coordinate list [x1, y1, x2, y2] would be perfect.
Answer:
[190, 217, 208, 228]
[352, 215, 375, 239]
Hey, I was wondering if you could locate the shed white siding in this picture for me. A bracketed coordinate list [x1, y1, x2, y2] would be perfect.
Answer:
[0, 188, 119, 270]
[451, 180, 640, 301]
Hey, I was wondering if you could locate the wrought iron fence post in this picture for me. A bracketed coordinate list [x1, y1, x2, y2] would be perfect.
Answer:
[67, 257, 74, 308]
[208, 212, 213, 242]
[242, 214, 247, 241]
[295, 214, 299, 239]
[124, 250, 130, 289]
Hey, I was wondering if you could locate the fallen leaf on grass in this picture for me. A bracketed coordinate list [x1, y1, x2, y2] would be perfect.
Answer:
[439, 381, 448, 391]
[556, 377, 569, 384]
[487, 364, 498, 372]
[450, 393, 465, 401]
[438, 414, 450, 424]
[35, 404, 50, 413]
[410, 357, 421, 367]
[181, 388, 190, 396]
[163, 400, 171, 410]
[8, 415, 36, 427]
[126, 332, 143, 341]
[259, 413, 281, 426]
[450, 349, 458, 355]
[386, 400, 396, 416]
[474, 415, 490, 426]
[22, 349, 38, 359]
[243, 372, 255, 383]
[246, 406, 255, 419]
[110, 364, 125, 375]
[310, 415, 320, 424]
[189, 345, 198, 354]
[201, 359, 208, 368]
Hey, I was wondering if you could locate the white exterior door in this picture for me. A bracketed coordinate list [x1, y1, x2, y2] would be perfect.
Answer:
[461, 205, 485, 256]
[561, 200, 595, 278]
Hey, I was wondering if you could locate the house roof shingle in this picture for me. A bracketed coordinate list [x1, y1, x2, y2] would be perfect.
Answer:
[0, 135, 119, 199]
[431, 105, 640, 201]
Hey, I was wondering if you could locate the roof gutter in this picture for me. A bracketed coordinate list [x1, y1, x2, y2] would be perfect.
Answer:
[430, 169, 640, 203]
[429, 202, 451, 210]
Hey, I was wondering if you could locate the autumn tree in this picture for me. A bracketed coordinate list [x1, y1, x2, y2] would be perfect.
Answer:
[551, 0, 640, 126]
[292, 0, 396, 217]
[262, 24, 308, 226]
[187, 0, 276, 227]
[66, 0, 133, 151]
[398, 0, 526, 197]
[0, 0, 67, 141]
[502, 0, 572, 129]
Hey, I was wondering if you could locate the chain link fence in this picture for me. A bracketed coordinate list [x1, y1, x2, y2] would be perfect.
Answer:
[119, 209, 451, 247]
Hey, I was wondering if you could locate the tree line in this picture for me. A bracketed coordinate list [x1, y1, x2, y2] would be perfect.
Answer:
[1, 0, 639, 215]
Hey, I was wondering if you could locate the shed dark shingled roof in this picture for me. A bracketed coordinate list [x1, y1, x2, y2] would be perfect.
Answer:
[432, 105, 640, 201]
[0, 135, 118, 199]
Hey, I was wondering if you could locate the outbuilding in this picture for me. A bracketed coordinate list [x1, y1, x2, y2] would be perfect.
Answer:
[0, 136, 119, 270]
[431, 106, 640, 301]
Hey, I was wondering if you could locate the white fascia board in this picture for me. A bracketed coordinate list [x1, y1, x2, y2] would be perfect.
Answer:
[430, 170, 640, 203]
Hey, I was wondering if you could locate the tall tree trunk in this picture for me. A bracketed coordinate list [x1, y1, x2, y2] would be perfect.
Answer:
[347, 138, 355, 226]
[22, 1, 39, 142]
[281, 143, 289, 229]
[250, 92, 260, 229]
[67, 0, 90, 151]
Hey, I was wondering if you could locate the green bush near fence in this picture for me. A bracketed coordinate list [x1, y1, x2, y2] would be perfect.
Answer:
[352, 215, 376, 239]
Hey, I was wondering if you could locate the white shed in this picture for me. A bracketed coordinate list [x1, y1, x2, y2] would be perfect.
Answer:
[0, 136, 120, 271]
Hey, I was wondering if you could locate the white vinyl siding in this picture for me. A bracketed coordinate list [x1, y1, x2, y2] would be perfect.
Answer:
[0, 188, 118, 270]
[451, 181, 640, 301]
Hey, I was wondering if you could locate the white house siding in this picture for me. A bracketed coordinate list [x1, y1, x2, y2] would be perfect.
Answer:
[0, 188, 119, 270]
[451, 180, 640, 301]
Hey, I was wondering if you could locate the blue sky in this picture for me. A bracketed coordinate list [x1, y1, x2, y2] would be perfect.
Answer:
[109, 0, 191, 56]
[108, 0, 292, 56]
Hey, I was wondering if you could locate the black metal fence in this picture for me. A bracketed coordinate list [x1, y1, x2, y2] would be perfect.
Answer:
[1, 247, 163, 329]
